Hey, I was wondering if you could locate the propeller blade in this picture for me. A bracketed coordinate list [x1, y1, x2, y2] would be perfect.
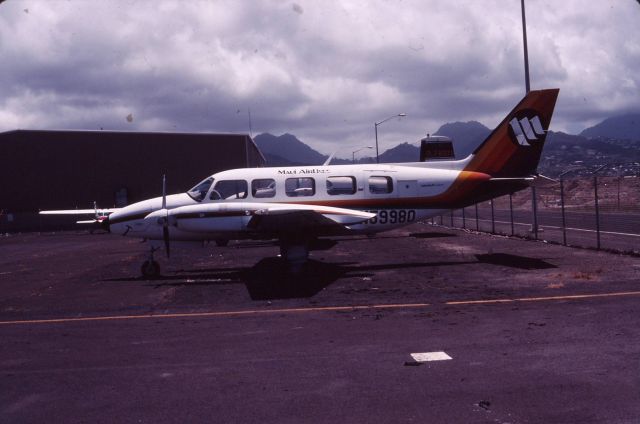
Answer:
[163, 223, 170, 258]
[161, 174, 170, 257]
[161, 174, 167, 210]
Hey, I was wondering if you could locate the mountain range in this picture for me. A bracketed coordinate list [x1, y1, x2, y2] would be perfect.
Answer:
[579, 114, 640, 140]
[253, 120, 494, 167]
[253, 133, 327, 166]
[254, 113, 640, 176]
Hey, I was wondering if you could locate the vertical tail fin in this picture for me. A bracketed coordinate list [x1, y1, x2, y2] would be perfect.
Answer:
[464, 88, 559, 177]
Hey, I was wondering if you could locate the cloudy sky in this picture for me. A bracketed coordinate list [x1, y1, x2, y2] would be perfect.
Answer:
[1, 0, 639, 156]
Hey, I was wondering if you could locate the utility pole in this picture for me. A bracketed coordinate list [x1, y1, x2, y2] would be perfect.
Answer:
[521, 0, 531, 93]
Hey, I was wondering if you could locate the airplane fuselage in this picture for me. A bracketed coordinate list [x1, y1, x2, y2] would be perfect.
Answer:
[108, 158, 498, 242]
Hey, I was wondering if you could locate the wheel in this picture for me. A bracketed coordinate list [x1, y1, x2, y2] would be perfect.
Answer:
[215, 239, 229, 247]
[141, 260, 160, 278]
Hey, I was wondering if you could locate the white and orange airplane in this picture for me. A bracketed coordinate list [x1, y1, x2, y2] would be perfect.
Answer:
[42, 88, 559, 277]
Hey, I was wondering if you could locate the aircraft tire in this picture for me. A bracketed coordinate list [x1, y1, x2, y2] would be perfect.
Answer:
[141, 260, 160, 279]
[215, 239, 229, 247]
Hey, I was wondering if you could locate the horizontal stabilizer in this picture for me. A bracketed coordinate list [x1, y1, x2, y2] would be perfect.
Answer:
[489, 177, 535, 182]
[76, 219, 100, 224]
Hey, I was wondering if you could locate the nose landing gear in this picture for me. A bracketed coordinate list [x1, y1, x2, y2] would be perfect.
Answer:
[141, 246, 161, 278]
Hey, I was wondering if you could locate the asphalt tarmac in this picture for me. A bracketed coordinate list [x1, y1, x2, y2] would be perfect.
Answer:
[1, 224, 640, 423]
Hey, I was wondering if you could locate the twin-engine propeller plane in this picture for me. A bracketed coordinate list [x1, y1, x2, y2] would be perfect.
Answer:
[41, 88, 559, 277]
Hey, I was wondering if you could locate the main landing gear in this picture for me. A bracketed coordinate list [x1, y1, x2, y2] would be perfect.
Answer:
[277, 238, 336, 273]
[141, 246, 161, 278]
[279, 240, 310, 274]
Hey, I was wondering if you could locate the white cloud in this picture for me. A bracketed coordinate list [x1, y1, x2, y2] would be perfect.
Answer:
[1, 0, 639, 154]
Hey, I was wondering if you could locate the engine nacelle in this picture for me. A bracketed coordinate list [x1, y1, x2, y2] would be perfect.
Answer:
[170, 203, 249, 233]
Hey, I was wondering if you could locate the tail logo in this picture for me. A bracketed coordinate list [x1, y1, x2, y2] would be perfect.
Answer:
[509, 114, 546, 146]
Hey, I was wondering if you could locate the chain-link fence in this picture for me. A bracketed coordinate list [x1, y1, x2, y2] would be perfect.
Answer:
[432, 172, 640, 254]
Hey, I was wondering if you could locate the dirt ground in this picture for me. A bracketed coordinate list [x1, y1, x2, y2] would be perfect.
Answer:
[1, 224, 640, 423]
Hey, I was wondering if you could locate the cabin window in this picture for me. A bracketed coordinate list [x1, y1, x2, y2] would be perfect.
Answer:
[252, 179, 276, 198]
[369, 176, 393, 194]
[210, 179, 248, 200]
[187, 177, 214, 202]
[326, 176, 356, 195]
[285, 177, 315, 197]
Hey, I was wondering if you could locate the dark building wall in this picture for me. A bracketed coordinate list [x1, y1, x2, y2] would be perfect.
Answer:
[0, 130, 264, 231]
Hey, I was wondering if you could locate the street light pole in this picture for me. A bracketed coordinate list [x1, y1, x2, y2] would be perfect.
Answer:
[374, 113, 406, 164]
[352, 146, 373, 164]
[374, 123, 379, 164]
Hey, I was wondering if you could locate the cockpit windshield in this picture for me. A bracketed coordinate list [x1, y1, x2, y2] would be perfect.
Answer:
[187, 177, 214, 202]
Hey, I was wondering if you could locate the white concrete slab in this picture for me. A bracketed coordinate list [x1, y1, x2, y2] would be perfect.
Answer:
[410, 351, 452, 362]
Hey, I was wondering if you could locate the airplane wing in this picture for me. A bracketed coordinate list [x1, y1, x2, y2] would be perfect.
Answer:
[170, 202, 375, 236]
[247, 205, 374, 235]
[40, 207, 120, 225]
[39, 208, 120, 215]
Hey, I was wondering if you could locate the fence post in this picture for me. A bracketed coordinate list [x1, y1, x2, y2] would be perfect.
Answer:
[490, 199, 495, 234]
[560, 177, 567, 246]
[617, 176, 621, 210]
[509, 194, 514, 236]
[594, 175, 601, 249]
[462, 207, 466, 229]
[475, 203, 479, 231]
[531, 186, 538, 240]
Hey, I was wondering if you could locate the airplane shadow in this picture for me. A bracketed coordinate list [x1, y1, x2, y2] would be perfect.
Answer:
[102, 253, 555, 300]
[242, 258, 479, 300]
[241, 258, 345, 300]
[475, 253, 557, 270]
[102, 257, 476, 300]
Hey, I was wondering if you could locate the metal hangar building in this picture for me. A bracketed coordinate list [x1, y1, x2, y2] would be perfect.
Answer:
[0, 130, 265, 231]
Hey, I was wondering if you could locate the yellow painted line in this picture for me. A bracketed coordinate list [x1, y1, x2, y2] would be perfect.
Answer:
[446, 299, 514, 305]
[2, 290, 640, 327]
[0, 303, 430, 326]
[445, 290, 640, 305]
